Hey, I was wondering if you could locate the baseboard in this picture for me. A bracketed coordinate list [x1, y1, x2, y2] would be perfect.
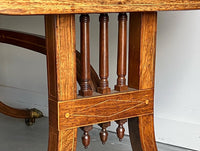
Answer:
[155, 116, 200, 150]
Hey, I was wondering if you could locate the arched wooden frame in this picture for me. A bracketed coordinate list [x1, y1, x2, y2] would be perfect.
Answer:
[0, 29, 99, 122]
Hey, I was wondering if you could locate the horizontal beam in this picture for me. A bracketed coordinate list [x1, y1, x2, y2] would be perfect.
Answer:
[0, 0, 200, 15]
[56, 88, 154, 130]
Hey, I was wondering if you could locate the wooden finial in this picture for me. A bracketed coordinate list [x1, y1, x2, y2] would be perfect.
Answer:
[80, 125, 93, 149]
[98, 122, 111, 144]
[115, 119, 127, 141]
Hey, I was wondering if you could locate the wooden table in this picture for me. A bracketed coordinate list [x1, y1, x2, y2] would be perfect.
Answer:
[0, 1, 200, 151]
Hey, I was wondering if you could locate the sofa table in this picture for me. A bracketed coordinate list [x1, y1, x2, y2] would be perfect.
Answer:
[0, 1, 200, 151]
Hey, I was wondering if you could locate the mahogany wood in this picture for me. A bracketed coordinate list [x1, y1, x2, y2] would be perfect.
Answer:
[115, 13, 128, 92]
[0, 101, 31, 118]
[45, 14, 77, 151]
[80, 125, 93, 149]
[59, 88, 153, 130]
[1, 0, 200, 15]
[0, 29, 46, 55]
[115, 119, 127, 141]
[79, 14, 93, 96]
[76, 50, 100, 91]
[97, 13, 111, 94]
[96, 13, 111, 145]
[128, 12, 158, 151]
[98, 122, 111, 144]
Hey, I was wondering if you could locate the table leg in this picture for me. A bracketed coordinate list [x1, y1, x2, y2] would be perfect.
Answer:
[45, 14, 77, 151]
[128, 12, 158, 151]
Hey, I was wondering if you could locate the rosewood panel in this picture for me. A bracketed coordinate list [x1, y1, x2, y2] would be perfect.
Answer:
[58, 89, 154, 130]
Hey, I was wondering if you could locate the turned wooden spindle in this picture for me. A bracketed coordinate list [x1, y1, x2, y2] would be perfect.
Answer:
[80, 125, 93, 149]
[115, 119, 127, 141]
[79, 14, 93, 96]
[98, 122, 111, 144]
[97, 13, 111, 94]
[115, 13, 128, 92]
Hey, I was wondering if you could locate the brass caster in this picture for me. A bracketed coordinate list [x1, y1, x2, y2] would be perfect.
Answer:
[25, 118, 35, 126]
[25, 108, 43, 126]
[30, 108, 43, 118]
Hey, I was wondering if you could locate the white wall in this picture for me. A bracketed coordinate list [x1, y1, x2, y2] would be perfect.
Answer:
[155, 11, 200, 150]
[0, 11, 200, 150]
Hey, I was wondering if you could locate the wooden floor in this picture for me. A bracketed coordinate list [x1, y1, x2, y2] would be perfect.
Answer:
[0, 113, 194, 151]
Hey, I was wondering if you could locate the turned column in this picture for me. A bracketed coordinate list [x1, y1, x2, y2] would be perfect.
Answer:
[97, 13, 111, 94]
[79, 14, 93, 149]
[79, 14, 93, 96]
[97, 13, 111, 145]
[115, 13, 128, 92]
[114, 13, 128, 141]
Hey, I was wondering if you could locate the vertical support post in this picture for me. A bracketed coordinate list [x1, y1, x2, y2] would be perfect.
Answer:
[128, 12, 158, 151]
[97, 13, 111, 94]
[114, 13, 128, 141]
[97, 13, 111, 144]
[45, 14, 77, 151]
[115, 13, 128, 92]
[79, 14, 93, 96]
[79, 14, 93, 148]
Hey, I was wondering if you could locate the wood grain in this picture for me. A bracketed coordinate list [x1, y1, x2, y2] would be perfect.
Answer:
[128, 12, 158, 151]
[0, 101, 31, 119]
[48, 126, 77, 151]
[79, 14, 93, 96]
[0, 29, 46, 55]
[1, 0, 200, 15]
[128, 12, 157, 90]
[80, 125, 93, 148]
[115, 13, 128, 92]
[128, 115, 157, 151]
[98, 122, 111, 144]
[45, 14, 77, 151]
[58, 89, 154, 130]
[97, 13, 111, 94]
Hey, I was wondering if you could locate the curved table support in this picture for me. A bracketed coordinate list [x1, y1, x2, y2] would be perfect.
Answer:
[128, 115, 157, 151]
[0, 29, 46, 55]
[128, 12, 158, 151]
[0, 101, 43, 125]
[0, 29, 46, 125]
[0, 28, 100, 126]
